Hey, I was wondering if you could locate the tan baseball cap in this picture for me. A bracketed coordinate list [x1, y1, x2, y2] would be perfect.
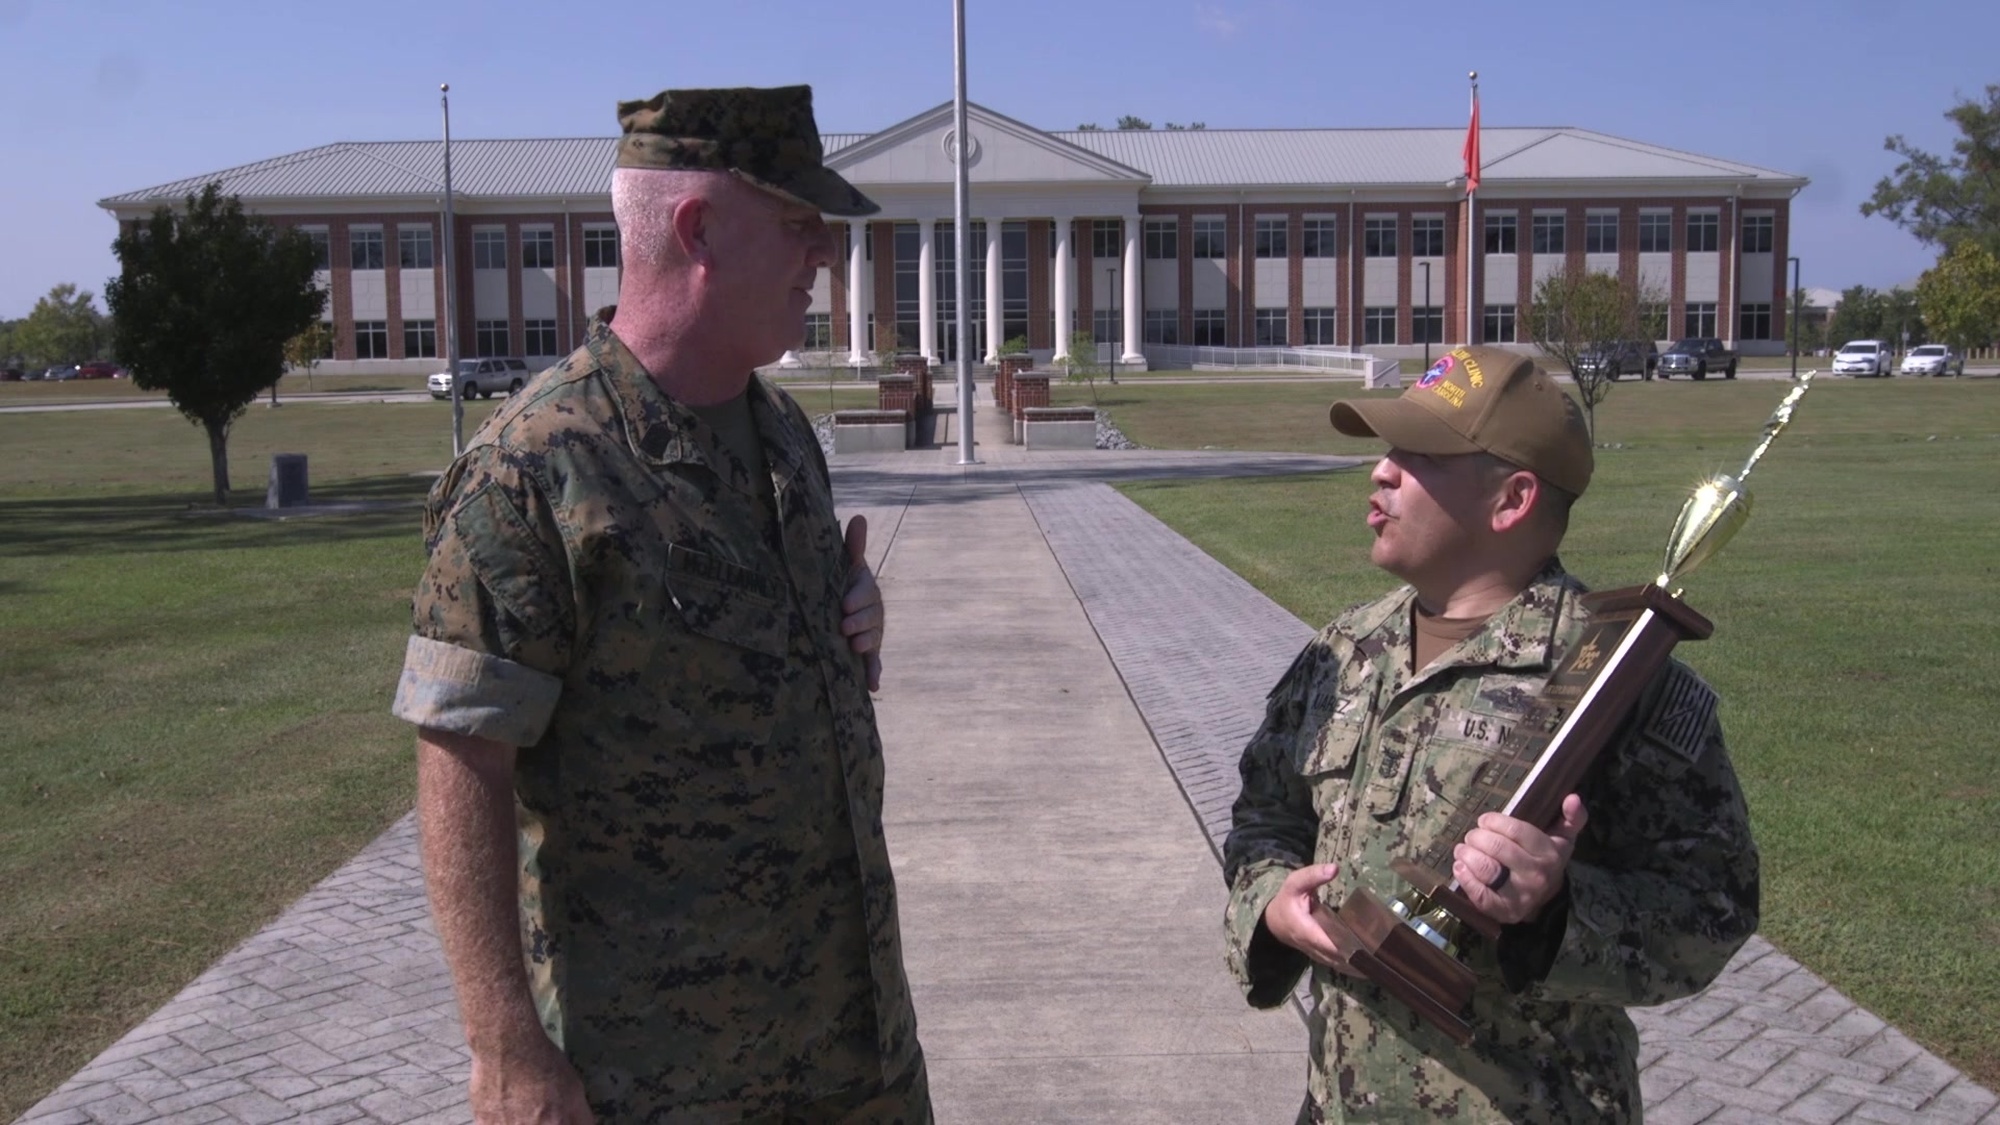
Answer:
[1330, 347, 1593, 496]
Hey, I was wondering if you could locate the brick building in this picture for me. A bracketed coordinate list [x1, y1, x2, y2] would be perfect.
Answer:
[98, 102, 1807, 374]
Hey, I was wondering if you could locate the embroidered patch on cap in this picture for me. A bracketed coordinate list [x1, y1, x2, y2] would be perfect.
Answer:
[1417, 355, 1457, 388]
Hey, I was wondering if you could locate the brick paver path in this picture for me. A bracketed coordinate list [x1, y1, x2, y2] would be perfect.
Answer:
[20, 447, 1995, 1124]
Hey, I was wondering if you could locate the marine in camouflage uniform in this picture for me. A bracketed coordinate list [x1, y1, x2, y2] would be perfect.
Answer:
[1222, 348, 1759, 1123]
[393, 86, 927, 1122]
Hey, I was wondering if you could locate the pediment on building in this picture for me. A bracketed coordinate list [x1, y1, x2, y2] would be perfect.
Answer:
[828, 102, 1150, 186]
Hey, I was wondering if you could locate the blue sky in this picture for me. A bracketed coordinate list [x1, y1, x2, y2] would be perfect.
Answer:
[1, 0, 1993, 319]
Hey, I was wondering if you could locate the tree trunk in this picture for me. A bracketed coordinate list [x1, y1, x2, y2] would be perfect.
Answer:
[204, 418, 231, 506]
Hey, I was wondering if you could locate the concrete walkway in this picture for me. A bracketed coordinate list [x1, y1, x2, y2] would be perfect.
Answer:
[18, 430, 1997, 1123]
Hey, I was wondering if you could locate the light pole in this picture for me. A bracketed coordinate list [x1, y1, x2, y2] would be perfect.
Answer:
[1420, 261, 1432, 370]
[440, 83, 463, 457]
[1105, 261, 1119, 384]
[1787, 256, 1800, 383]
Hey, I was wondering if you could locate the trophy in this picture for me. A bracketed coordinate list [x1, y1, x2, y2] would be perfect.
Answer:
[1324, 374, 1818, 1044]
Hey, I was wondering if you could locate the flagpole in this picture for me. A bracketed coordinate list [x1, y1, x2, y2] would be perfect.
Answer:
[952, 0, 977, 463]
[1465, 71, 1478, 348]
[441, 83, 464, 457]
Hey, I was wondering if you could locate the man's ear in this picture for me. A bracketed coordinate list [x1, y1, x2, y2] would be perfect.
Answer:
[671, 196, 714, 269]
[1489, 469, 1541, 535]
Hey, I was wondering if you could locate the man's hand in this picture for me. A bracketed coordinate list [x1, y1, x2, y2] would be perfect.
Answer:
[1451, 794, 1589, 925]
[840, 515, 884, 692]
[1261, 863, 1363, 977]
[469, 1036, 595, 1125]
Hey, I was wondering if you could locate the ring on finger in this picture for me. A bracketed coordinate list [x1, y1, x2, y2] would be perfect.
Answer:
[1486, 864, 1511, 891]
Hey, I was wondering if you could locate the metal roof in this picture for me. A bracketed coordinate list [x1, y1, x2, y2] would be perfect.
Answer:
[100, 122, 1803, 209]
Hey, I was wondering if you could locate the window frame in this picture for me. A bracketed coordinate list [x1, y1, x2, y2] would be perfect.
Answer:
[397, 226, 434, 270]
[1192, 218, 1226, 260]
[1254, 217, 1288, 260]
[353, 319, 388, 359]
[521, 227, 556, 270]
[1144, 218, 1178, 261]
[1741, 214, 1774, 255]
[1301, 306, 1338, 345]
[1410, 216, 1445, 258]
[402, 318, 437, 359]
[1484, 213, 1517, 255]
[1302, 218, 1338, 259]
[1363, 216, 1397, 259]
[1584, 212, 1619, 255]
[348, 227, 385, 271]
[472, 229, 507, 271]
[1638, 211, 1672, 254]
[1483, 304, 1517, 344]
[1686, 211, 1720, 254]
[582, 226, 620, 269]
[1363, 306, 1397, 345]
[1531, 213, 1566, 256]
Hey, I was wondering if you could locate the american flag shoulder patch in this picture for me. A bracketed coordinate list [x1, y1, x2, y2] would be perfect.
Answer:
[1640, 663, 1718, 764]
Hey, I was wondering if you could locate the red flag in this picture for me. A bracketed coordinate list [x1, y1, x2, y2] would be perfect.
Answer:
[1462, 87, 1481, 194]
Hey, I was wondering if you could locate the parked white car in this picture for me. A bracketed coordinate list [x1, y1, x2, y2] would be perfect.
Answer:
[1898, 344, 1964, 377]
[1832, 340, 1894, 377]
[428, 357, 530, 400]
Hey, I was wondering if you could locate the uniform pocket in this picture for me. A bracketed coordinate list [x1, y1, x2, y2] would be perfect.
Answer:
[663, 544, 789, 658]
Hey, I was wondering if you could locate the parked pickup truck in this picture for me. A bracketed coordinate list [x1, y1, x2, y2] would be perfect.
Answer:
[1574, 340, 1659, 381]
[1657, 338, 1736, 380]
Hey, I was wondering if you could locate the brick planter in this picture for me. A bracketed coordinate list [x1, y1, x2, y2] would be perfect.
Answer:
[832, 409, 909, 453]
[1011, 373, 1051, 444]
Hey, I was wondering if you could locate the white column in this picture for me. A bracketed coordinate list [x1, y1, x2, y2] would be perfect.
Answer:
[1052, 216, 1073, 360]
[918, 219, 937, 362]
[984, 218, 1003, 361]
[1122, 214, 1144, 363]
[847, 221, 870, 364]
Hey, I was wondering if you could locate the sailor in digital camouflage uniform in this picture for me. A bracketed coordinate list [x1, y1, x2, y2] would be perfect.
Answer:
[1223, 347, 1759, 1123]
[392, 86, 929, 1124]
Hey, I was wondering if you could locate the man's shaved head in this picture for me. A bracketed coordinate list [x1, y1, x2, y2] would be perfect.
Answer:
[611, 167, 721, 270]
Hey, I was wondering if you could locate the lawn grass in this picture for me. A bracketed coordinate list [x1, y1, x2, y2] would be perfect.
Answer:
[1103, 376, 2000, 1088]
[0, 382, 862, 1116]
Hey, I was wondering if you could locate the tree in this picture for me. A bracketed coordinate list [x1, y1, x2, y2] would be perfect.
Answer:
[1787, 288, 1828, 356]
[1826, 285, 1886, 345]
[1060, 328, 1103, 406]
[1075, 123, 1102, 131]
[1116, 115, 1152, 130]
[1861, 85, 2000, 256]
[107, 183, 326, 505]
[1916, 242, 2000, 354]
[1163, 121, 1207, 131]
[14, 283, 106, 368]
[1879, 287, 1926, 350]
[1526, 266, 1664, 442]
[283, 321, 334, 392]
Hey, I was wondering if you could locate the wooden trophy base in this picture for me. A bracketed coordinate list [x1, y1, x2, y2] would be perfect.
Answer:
[1328, 889, 1477, 1045]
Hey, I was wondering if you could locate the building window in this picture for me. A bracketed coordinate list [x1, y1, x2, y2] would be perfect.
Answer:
[305, 229, 330, 270]
[475, 319, 510, 357]
[403, 318, 437, 358]
[354, 320, 388, 359]
[522, 228, 555, 269]
[1742, 214, 1774, 254]
[1302, 219, 1338, 258]
[473, 230, 507, 270]
[397, 227, 434, 269]
[1302, 307, 1338, 344]
[1002, 221, 1029, 344]
[1253, 308, 1287, 345]
[1412, 306, 1443, 344]
[1411, 217, 1445, 258]
[1639, 211, 1672, 253]
[1144, 218, 1178, 260]
[1363, 217, 1397, 258]
[583, 226, 620, 268]
[1192, 308, 1226, 345]
[315, 321, 335, 358]
[804, 313, 832, 350]
[1739, 303, 1772, 340]
[1363, 306, 1397, 345]
[1091, 219, 1122, 261]
[1642, 302, 1669, 338]
[524, 319, 557, 356]
[1683, 302, 1718, 337]
[1531, 214, 1566, 255]
[1483, 304, 1516, 343]
[1091, 309, 1120, 346]
[1687, 212, 1719, 253]
[1484, 213, 1517, 255]
[1585, 212, 1619, 254]
[1192, 218, 1226, 259]
[893, 222, 921, 351]
[1254, 218, 1288, 259]
[349, 229, 384, 270]
[1144, 309, 1180, 344]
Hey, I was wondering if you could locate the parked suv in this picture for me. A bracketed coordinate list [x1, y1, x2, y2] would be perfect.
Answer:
[1657, 338, 1737, 380]
[428, 357, 530, 400]
[1832, 340, 1893, 377]
[1897, 344, 1962, 378]
[1575, 340, 1659, 381]
[76, 361, 122, 379]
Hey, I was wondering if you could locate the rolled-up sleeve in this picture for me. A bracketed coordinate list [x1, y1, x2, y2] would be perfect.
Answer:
[392, 635, 563, 747]
[395, 446, 578, 747]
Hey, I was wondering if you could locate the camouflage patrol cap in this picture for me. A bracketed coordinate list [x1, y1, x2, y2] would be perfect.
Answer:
[1330, 346, 1594, 496]
[615, 85, 879, 217]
